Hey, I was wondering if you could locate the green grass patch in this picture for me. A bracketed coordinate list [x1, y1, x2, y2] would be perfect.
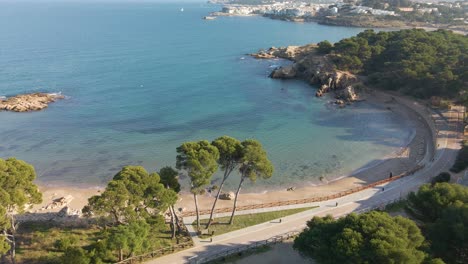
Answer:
[15, 222, 101, 264]
[15, 221, 179, 264]
[193, 206, 318, 237]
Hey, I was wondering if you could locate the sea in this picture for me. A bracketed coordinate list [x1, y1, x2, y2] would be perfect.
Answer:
[0, 1, 413, 191]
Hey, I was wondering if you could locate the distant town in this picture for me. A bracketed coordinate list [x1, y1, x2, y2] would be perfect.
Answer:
[208, 0, 467, 33]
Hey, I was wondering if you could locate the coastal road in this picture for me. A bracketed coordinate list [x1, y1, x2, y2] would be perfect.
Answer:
[146, 107, 463, 264]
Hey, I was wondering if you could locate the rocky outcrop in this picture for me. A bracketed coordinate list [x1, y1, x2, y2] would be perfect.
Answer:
[250, 45, 316, 61]
[269, 65, 296, 79]
[253, 45, 360, 102]
[0, 92, 64, 112]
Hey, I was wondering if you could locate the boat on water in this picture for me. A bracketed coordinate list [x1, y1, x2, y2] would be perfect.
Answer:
[203, 16, 216, 20]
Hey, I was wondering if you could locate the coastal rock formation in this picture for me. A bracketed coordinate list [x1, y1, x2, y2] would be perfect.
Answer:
[0, 92, 64, 112]
[269, 64, 296, 79]
[254, 45, 360, 102]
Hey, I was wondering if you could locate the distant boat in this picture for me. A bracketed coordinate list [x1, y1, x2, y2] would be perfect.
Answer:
[180, 8, 184, 12]
[203, 16, 216, 20]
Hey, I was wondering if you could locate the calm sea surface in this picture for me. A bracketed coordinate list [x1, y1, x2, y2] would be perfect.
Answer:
[0, 2, 413, 190]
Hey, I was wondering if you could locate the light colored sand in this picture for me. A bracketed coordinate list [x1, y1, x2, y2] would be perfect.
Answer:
[32, 90, 436, 215]
[30, 185, 102, 213]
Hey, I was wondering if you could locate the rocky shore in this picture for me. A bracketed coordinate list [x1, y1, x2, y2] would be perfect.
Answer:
[251, 45, 359, 104]
[0, 92, 64, 112]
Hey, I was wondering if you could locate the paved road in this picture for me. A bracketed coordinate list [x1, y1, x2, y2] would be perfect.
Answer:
[147, 107, 463, 264]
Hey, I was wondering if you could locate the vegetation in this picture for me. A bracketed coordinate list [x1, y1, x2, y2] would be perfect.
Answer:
[0, 158, 43, 264]
[431, 172, 451, 185]
[84, 165, 177, 226]
[407, 182, 468, 264]
[361, 0, 412, 9]
[14, 220, 175, 264]
[159, 166, 182, 239]
[206, 136, 243, 229]
[293, 211, 429, 264]
[293, 183, 467, 264]
[176, 140, 220, 230]
[229, 140, 274, 224]
[326, 29, 467, 99]
[450, 140, 468, 173]
[194, 207, 316, 237]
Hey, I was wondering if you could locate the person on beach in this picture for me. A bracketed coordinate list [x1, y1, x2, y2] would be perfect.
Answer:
[336, 202, 338, 207]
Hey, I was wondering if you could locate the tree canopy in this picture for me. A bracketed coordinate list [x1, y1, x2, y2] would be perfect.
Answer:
[0, 206, 10, 255]
[407, 182, 468, 223]
[85, 166, 177, 225]
[159, 166, 181, 193]
[0, 158, 43, 263]
[329, 29, 467, 99]
[0, 158, 42, 212]
[407, 183, 468, 263]
[176, 140, 219, 192]
[176, 140, 219, 229]
[293, 211, 427, 264]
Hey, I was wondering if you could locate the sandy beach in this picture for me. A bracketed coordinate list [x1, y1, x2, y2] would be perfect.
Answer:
[31, 90, 436, 216]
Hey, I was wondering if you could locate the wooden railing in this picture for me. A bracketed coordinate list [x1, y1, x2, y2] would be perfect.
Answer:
[190, 230, 301, 264]
[181, 164, 425, 217]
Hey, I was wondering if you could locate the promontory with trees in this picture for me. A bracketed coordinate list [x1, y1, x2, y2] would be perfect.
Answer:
[254, 28, 467, 176]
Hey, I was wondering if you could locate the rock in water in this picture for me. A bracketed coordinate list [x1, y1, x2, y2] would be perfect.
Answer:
[0, 93, 64, 112]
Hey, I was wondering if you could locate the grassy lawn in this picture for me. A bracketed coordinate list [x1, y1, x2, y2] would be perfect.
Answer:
[193, 207, 318, 237]
[15, 222, 102, 264]
[15, 221, 179, 263]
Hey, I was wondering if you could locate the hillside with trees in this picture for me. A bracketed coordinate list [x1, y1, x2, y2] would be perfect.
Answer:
[319, 29, 467, 100]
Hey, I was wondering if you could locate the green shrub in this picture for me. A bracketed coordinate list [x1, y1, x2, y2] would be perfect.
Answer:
[54, 236, 79, 251]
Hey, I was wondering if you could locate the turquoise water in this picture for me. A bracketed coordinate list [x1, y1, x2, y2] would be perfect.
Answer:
[0, 2, 412, 190]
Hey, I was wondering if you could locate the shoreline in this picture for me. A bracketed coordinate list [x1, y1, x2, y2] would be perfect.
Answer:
[31, 89, 435, 215]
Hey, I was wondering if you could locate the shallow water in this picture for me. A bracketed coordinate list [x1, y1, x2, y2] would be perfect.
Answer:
[0, 2, 413, 190]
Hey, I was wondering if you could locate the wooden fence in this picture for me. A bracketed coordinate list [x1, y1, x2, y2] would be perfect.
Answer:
[181, 164, 425, 217]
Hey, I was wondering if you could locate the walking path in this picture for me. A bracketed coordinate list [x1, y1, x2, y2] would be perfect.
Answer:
[146, 105, 463, 264]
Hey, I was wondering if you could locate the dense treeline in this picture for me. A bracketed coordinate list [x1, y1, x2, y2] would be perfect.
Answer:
[320, 29, 468, 100]
[294, 182, 468, 264]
